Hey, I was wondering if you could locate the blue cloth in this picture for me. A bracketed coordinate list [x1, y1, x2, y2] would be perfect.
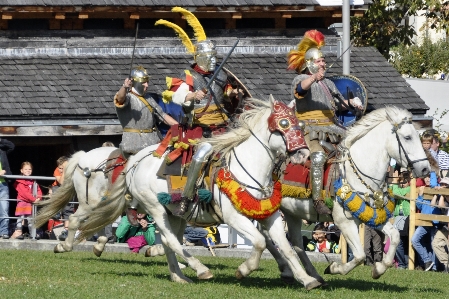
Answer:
[415, 195, 442, 224]
[411, 225, 436, 268]
[0, 182, 9, 235]
[395, 237, 408, 269]
[430, 171, 438, 188]
[184, 226, 208, 243]
[153, 93, 184, 137]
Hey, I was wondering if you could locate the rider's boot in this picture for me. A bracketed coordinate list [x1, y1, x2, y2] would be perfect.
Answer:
[173, 143, 213, 217]
[311, 151, 332, 215]
[126, 196, 140, 227]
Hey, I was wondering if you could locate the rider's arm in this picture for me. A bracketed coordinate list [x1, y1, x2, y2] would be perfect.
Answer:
[115, 78, 132, 106]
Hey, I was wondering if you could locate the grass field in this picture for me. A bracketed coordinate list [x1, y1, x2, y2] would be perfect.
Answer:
[0, 249, 447, 299]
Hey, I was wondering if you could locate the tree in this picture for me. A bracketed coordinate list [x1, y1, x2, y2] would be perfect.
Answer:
[350, 0, 448, 60]
[389, 37, 449, 78]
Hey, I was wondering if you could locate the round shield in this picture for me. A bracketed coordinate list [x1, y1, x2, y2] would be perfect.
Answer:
[222, 67, 252, 114]
[328, 74, 368, 127]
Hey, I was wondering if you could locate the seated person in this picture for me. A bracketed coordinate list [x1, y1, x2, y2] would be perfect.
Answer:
[116, 213, 156, 253]
[306, 223, 340, 253]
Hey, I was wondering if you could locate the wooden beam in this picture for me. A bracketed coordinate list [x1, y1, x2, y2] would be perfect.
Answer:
[1, 13, 12, 20]
[130, 13, 140, 19]
[49, 19, 61, 30]
[79, 13, 88, 19]
[232, 13, 242, 19]
[124, 19, 135, 30]
[0, 20, 8, 30]
[281, 13, 292, 18]
[275, 18, 286, 29]
[55, 13, 65, 20]
[225, 18, 236, 29]
[72, 19, 83, 30]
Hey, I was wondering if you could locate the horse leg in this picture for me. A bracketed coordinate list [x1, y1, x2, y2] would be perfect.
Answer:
[147, 209, 212, 283]
[261, 226, 295, 285]
[93, 236, 108, 257]
[324, 206, 365, 275]
[260, 214, 321, 290]
[372, 222, 398, 279]
[284, 213, 326, 285]
[55, 208, 87, 253]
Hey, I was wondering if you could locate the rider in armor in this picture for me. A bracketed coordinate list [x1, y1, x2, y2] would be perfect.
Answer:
[115, 66, 178, 224]
[287, 30, 363, 215]
[155, 7, 247, 217]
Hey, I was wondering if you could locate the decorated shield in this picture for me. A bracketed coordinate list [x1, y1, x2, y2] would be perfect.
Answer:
[222, 67, 252, 114]
[328, 74, 368, 127]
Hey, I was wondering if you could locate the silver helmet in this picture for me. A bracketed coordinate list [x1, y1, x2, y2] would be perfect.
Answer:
[303, 48, 325, 74]
[194, 40, 217, 72]
[130, 66, 149, 96]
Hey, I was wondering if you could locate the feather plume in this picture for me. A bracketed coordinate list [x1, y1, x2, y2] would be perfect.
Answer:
[155, 19, 195, 54]
[172, 7, 207, 42]
[287, 29, 325, 71]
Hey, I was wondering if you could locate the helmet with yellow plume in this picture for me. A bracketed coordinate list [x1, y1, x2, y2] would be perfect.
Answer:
[287, 30, 326, 74]
[155, 7, 217, 72]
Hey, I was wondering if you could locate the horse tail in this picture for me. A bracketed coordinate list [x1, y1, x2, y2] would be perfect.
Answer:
[34, 151, 84, 228]
[76, 169, 127, 242]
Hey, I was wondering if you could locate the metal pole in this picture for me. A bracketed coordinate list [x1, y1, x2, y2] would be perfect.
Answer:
[342, 0, 350, 75]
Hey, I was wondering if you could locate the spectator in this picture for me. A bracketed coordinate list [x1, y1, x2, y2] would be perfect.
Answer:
[411, 183, 442, 271]
[306, 223, 340, 253]
[50, 156, 75, 241]
[115, 212, 156, 253]
[102, 141, 115, 147]
[183, 225, 218, 247]
[391, 169, 411, 269]
[0, 138, 14, 239]
[364, 225, 384, 266]
[431, 177, 449, 272]
[428, 134, 449, 178]
[12, 161, 42, 239]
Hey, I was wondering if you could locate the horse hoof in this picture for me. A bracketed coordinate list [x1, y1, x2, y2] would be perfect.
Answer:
[93, 246, 103, 257]
[235, 269, 245, 280]
[54, 244, 64, 253]
[145, 245, 165, 257]
[371, 268, 381, 280]
[198, 270, 213, 280]
[324, 263, 333, 274]
[305, 279, 321, 291]
[280, 275, 296, 285]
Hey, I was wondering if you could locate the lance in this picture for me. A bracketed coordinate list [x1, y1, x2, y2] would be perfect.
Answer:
[128, 22, 140, 79]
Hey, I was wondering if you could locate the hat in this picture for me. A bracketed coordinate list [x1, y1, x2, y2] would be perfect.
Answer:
[440, 177, 449, 185]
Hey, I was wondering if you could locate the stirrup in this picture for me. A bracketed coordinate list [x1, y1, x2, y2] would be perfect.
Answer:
[172, 197, 190, 217]
[314, 199, 332, 215]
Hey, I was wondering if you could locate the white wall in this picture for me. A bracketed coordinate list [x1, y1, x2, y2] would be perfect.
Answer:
[409, 13, 446, 44]
[406, 78, 449, 132]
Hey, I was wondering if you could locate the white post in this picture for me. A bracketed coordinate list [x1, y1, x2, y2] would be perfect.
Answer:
[342, 0, 351, 75]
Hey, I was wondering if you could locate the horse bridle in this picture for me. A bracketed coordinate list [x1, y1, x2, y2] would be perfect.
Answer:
[392, 117, 428, 171]
[226, 128, 288, 196]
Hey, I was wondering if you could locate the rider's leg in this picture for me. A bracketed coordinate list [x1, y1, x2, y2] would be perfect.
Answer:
[173, 143, 213, 217]
[309, 139, 331, 215]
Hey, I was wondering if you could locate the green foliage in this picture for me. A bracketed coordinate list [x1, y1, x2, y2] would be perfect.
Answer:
[389, 38, 449, 78]
[1, 250, 449, 298]
[350, 0, 449, 60]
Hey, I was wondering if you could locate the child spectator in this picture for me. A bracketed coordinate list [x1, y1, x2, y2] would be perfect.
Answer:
[391, 169, 411, 269]
[12, 161, 42, 239]
[116, 212, 156, 253]
[306, 223, 340, 253]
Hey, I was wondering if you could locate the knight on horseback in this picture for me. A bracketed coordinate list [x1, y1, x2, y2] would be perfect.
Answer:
[155, 7, 250, 217]
[287, 30, 364, 215]
[115, 66, 178, 224]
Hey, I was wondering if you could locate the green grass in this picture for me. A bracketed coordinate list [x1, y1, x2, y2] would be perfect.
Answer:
[0, 249, 447, 299]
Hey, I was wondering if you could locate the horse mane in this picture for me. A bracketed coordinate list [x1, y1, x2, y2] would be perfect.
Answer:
[201, 97, 272, 158]
[343, 106, 413, 148]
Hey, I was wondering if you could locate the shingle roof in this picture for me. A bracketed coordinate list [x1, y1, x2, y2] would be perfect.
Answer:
[0, 0, 370, 6]
[0, 32, 427, 121]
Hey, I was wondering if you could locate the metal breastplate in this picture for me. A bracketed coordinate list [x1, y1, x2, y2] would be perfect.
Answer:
[181, 69, 227, 109]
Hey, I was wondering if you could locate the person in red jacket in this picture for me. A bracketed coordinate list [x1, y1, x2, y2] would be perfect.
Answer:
[12, 161, 42, 239]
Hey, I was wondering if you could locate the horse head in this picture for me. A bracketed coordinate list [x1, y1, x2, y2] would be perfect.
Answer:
[384, 107, 430, 178]
[266, 95, 309, 162]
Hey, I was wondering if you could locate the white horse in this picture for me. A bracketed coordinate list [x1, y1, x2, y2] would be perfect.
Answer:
[35, 146, 117, 253]
[262, 106, 430, 283]
[74, 97, 326, 290]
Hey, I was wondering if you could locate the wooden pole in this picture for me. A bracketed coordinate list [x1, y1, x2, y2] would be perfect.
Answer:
[408, 177, 416, 270]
